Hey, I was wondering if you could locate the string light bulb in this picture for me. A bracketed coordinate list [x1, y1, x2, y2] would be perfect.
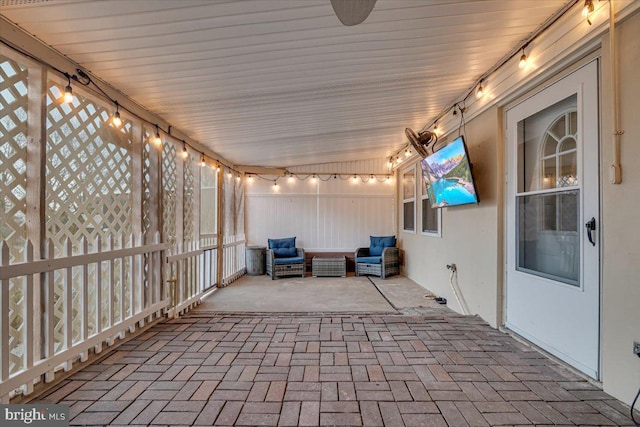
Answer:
[388, 158, 394, 168]
[404, 148, 411, 157]
[201, 154, 206, 167]
[112, 101, 122, 127]
[288, 174, 295, 183]
[63, 74, 73, 103]
[369, 174, 375, 184]
[273, 180, 280, 192]
[236, 173, 241, 182]
[518, 48, 528, 69]
[227, 170, 232, 179]
[247, 174, 254, 183]
[311, 174, 317, 183]
[433, 121, 441, 136]
[475, 81, 485, 99]
[182, 142, 188, 159]
[352, 174, 358, 183]
[582, 0, 594, 18]
[386, 175, 392, 183]
[153, 125, 162, 145]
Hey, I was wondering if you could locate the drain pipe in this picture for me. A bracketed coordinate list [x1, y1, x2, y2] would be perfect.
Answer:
[608, 0, 623, 184]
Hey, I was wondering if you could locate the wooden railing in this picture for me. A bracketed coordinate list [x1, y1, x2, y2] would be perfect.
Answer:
[0, 230, 248, 401]
[222, 234, 246, 285]
[0, 232, 169, 403]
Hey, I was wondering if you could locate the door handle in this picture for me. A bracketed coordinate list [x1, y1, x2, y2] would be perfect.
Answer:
[585, 217, 596, 246]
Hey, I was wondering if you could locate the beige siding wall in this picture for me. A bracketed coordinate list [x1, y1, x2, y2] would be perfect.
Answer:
[398, 107, 502, 328]
[397, 10, 640, 406]
[600, 10, 640, 407]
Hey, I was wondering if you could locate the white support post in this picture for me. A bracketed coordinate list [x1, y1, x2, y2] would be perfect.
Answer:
[43, 239, 55, 383]
[1, 243, 10, 386]
[80, 237, 88, 362]
[23, 240, 34, 396]
[64, 238, 73, 371]
[94, 235, 102, 354]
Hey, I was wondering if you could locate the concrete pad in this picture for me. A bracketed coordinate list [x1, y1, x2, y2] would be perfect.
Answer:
[369, 275, 441, 310]
[199, 274, 396, 313]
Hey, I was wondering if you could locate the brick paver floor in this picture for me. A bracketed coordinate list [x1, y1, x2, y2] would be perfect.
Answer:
[37, 309, 637, 426]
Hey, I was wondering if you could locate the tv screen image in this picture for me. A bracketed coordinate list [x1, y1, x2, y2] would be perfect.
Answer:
[419, 136, 478, 208]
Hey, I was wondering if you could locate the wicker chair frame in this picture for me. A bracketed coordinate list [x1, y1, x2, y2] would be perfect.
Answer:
[354, 246, 399, 279]
[266, 248, 306, 280]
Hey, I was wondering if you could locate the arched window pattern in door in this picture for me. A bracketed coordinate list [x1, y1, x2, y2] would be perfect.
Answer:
[540, 108, 578, 190]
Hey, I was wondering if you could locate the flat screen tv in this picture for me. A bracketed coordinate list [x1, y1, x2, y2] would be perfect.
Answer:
[419, 135, 479, 208]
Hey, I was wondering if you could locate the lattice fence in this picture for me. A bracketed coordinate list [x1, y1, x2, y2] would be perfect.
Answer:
[183, 152, 195, 243]
[162, 140, 177, 301]
[0, 55, 29, 375]
[45, 79, 134, 349]
[142, 128, 152, 240]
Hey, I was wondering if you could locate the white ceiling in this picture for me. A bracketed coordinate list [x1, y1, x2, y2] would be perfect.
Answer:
[1, 0, 568, 168]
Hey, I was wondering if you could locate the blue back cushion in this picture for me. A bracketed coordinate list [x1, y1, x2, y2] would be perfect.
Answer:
[369, 235, 396, 256]
[268, 237, 297, 258]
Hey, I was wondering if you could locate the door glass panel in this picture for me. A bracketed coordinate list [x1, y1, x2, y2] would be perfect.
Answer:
[516, 93, 580, 286]
[517, 190, 580, 286]
[517, 94, 578, 193]
[558, 151, 577, 187]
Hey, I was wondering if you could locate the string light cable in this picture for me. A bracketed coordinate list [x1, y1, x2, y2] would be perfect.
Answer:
[0, 37, 243, 177]
[396, 0, 581, 165]
[246, 172, 392, 183]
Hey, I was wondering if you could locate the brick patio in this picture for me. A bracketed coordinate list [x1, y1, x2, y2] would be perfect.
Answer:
[36, 308, 636, 426]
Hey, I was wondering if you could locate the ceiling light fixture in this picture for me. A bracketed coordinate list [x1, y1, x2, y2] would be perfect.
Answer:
[112, 101, 122, 127]
[330, 0, 377, 26]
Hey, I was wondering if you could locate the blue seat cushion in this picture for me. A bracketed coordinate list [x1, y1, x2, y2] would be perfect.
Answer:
[369, 235, 396, 256]
[274, 256, 304, 265]
[268, 237, 297, 258]
[356, 256, 382, 264]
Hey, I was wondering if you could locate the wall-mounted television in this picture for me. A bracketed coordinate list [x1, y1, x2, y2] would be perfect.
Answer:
[419, 136, 479, 208]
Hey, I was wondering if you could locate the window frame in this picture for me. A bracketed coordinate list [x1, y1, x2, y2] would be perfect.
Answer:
[420, 169, 442, 237]
[402, 165, 416, 233]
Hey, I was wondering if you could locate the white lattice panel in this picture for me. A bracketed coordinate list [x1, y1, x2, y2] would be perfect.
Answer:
[162, 142, 177, 246]
[45, 79, 134, 352]
[0, 55, 29, 374]
[162, 142, 177, 300]
[142, 129, 152, 240]
[45, 80, 134, 255]
[183, 153, 195, 243]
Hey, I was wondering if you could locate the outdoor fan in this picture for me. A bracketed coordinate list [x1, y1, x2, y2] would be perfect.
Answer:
[405, 128, 438, 158]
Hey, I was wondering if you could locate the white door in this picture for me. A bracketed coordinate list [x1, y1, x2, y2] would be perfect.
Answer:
[505, 61, 599, 378]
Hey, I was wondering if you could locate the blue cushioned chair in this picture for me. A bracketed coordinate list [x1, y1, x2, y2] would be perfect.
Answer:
[355, 236, 399, 279]
[266, 237, 306, 279]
